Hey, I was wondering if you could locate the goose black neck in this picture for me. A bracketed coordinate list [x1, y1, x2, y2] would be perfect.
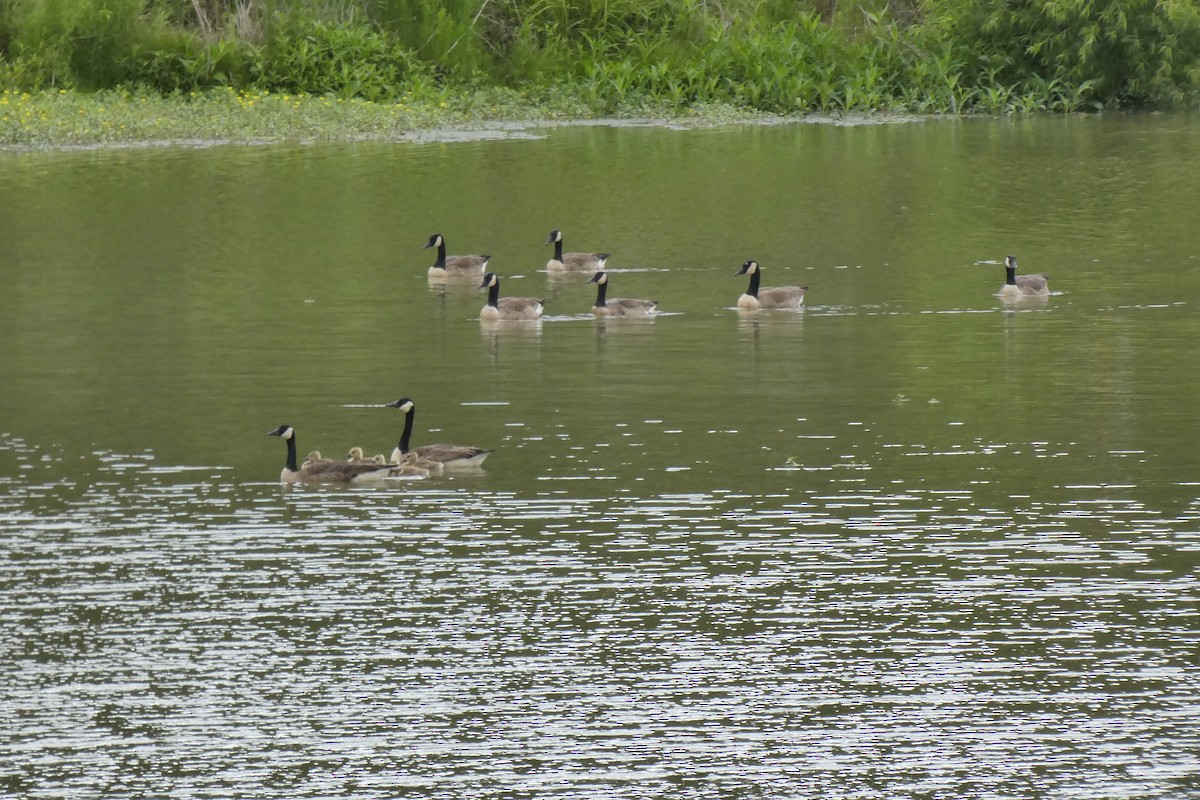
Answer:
[1005, 265, 1017, 286]
[284, 434, 298, 472]
[553, 239, 564, 261]
[433, 240, 447, 268]
[594, 280, 608, 308]
[745, 268, 761, 298]
[486, 280, 501, 308]
[396, 407, 415, 454]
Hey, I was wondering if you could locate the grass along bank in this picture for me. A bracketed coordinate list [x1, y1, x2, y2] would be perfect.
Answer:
[3, 0, 1198, 124]
[0, 86, 797, 148]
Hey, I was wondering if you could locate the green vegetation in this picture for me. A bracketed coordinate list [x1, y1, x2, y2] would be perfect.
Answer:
[0, 85, 642, 146]
[1, 0, 1198, 141]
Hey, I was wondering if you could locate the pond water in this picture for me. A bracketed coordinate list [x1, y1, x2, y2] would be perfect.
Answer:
[2, 114, 1199, 799]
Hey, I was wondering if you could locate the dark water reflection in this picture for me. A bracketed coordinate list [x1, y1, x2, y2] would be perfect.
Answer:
[3, 439, 1198, 798]
[2, 115, 1200, 798]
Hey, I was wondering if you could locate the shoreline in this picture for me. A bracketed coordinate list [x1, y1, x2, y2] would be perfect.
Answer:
[0, 88, 937, 151]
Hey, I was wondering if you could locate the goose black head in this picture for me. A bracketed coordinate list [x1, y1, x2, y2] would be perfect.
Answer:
[545, 229, 563, 245]
[424, 234, 444, 249]
[587, 271, 608, 285]
[737, 259, 760, 276]
[1005, 255, 1018, 269]
[385, 398, 415, 413]
[480, 272, 499, 289]
[268, 424, 294, 439]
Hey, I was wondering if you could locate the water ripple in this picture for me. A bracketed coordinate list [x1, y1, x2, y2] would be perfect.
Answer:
[1, 442, 1198, 799]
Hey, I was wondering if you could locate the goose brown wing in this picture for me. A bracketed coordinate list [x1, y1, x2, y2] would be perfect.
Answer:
[444, 255, 489, 273]
[413, 444, 492, 463]
[607, 298, 658, 316]
[1016, 273, 1049, 293]
[497, 297, 545, 318]
[757, 286, 807, 309]
[562, 252, 607, 271]
[299, 458, 393, 482]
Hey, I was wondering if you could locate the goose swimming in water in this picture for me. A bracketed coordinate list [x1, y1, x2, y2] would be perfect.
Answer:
[424, 233, 490, 278]
[384, 398, 492, 468]
[998, 255, 1049, 299]
[345, 446, 388, 465]
[268, 425, 394, 484]
[479, 272, 545, 321]
[587, 271, 658, 317]
[545, 229, 610, 273]
[736, 260, 807, 310]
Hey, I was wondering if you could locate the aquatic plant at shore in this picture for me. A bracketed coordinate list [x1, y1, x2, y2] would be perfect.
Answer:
[0, 85, 608, 147]
[1, 0, 1197, 112]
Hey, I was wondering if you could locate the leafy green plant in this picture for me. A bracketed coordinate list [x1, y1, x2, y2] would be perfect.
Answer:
[128, 30, 258, 92]
[260, 16, 422, 99]
[923, 0, 1200, 107]
[1, 0, 1197, 109]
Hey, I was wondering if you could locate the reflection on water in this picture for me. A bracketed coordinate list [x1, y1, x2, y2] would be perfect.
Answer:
[3, 434, 1199, 798]
[595, 315, 659, 330]
[425, 274, 488, 293]
[479, 317, 545, 335]
[546, 269, 600, 285]
[3, 114, 1200, 799]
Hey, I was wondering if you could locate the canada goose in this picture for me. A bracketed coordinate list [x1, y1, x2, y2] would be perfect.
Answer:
[268, 425, 394, 484]
[348, 445, 437, 478]
[736, 260, 808, 310]
[999, 255, 1049, 299]
[588, 271, 658, 317]
[390, 461, 431, 479]
[384, 397, 492, 467]
[479, 272, 545, 321]
[545, 229, 610, 272]
[345, 446, 387, 465]
[389, 451, 436, 478]
[394, 450, 445, 475]
[348, 443, 436, 474]
[424, 233, 490, 278]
